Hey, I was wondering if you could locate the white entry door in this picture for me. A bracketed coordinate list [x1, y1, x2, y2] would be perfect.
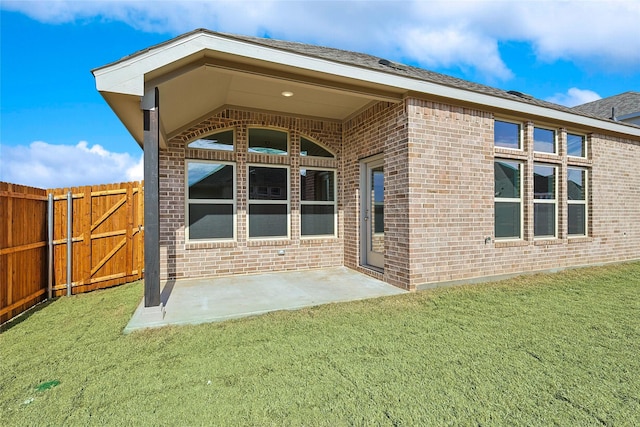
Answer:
[361, 156, 384, 269]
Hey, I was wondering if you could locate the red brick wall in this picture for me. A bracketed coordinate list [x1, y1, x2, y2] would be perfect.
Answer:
[404, 98, 640, 289]
[342, 101, 410, 288]
[404, 99, 495, 289]
[159, 108, 343, 280]
[158, 101, 639, 290]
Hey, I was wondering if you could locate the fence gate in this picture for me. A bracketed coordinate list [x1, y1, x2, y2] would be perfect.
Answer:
[51, 182, 144, 297]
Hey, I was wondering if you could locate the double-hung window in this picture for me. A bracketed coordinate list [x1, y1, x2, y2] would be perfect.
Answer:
[247, 128, 290, 238]
[533, 164, 557, 238]
[186, 161, 235, 240]
[567, 168, 588, 236]
[300, 168, 336, 236]
[494, 160, 522, 239]
[248, 165, 289, 238]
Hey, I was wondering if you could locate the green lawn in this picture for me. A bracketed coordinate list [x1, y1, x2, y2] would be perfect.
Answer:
[1, 263, 639, 426]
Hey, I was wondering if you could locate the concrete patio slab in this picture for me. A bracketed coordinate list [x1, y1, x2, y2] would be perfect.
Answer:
[124, 267, 406, 333]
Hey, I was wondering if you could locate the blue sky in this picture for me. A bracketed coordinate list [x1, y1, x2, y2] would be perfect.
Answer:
[1, 0, 639, 188]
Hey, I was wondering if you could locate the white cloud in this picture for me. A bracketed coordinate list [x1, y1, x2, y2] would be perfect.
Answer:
[545, 88, 601, 107]
[0, 141, 143, 189]
[514, 2, 640, 69]
[3, 0, 639, 80]
[400, 26, 513, 80]
[125, 154, 144, 182]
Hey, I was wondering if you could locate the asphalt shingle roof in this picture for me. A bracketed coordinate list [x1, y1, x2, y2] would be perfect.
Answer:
[220, 31, 635, 125]
[103, 29, 638, 130]
[223, 33, 557, 106]
[571, 91, 640, 119]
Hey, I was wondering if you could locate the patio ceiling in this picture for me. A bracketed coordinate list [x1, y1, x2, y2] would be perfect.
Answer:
[156, 61, 400, 139]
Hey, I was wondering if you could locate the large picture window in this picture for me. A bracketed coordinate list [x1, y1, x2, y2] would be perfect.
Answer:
[568, 168, 588, 236]
[300, 169, 336, 236]
[248, 165, 289, 238]
[494, 160, 522, 239]
[186, 161, 235, 240]
[533, 164, 557, 238]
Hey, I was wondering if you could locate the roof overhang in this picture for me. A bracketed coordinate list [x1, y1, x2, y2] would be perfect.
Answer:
[93, 30, 640, 148]
[92, 30, 406, 148]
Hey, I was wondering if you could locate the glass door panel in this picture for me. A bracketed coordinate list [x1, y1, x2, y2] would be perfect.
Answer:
[361, 158, 384, 269]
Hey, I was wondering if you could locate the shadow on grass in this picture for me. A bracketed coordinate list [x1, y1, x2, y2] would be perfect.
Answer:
[0, 298, 57, 333]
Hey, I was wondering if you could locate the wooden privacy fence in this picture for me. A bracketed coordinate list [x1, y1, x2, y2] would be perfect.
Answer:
[0, 183, 48, 324]
[1, 181, 144, 324]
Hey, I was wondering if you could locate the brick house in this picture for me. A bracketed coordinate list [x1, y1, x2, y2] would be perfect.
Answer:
[92, 29, 640, 308]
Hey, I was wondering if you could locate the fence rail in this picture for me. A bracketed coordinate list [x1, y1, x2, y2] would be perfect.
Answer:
[1, 181, 144, 324]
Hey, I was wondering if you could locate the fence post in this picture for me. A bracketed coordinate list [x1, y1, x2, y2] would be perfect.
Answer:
[48, 193, 53, 300]
[81, 186, 92, 289]
[66, 191, 73, 296]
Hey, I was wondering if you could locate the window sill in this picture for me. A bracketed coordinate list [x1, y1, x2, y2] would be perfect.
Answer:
[301, 237, 340, 245]
[533, 238, 563, 246]
[247, 239, 290, 247]
[533, 152, 561, 163]
[494, 239, 527, 248]
[567, 157, 592, 167]
[494, 147, 526, 159]
[186, 241, 237, 250]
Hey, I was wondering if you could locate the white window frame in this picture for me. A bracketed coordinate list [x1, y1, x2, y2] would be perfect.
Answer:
[247, 164, 290, 240]
[567, 132, 588, 159]
[567, 167, 589, 237]
[185, 160, 236, 242]
[533, 163, 558, 239]
[494, 119, 523, 151]
[533, 126, 557, 154]
[187, 127, 235, 152]
[248, 127, 289, 156]
[494, 159, 523, 241]
[300, 167, 337, 238]
[300, 136, 336, 159]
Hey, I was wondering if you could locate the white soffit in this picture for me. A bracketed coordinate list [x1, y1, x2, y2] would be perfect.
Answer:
[157, 67, 230, 136]
[154, 65, 376, 137]
[93, 31, 640, 139]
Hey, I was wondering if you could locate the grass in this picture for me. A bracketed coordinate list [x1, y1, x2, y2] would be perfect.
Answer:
[1, 263, 639, 426]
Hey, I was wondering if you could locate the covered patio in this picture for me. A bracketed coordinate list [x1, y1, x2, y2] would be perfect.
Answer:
[124, 267, 406, 333]
[93, 30, 408, 314]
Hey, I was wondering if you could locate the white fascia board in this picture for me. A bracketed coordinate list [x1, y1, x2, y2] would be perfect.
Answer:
[94, 31, 640, 138]
[358, 74, 640, 138]
[94, 32, 207, 95]
[93, 62, 141, 94]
